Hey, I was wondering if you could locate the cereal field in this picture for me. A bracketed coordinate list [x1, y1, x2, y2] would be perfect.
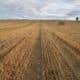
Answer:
[0, 20, 80, 80]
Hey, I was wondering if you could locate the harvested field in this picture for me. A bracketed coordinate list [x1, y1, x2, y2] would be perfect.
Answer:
[0, 20, 80, 80]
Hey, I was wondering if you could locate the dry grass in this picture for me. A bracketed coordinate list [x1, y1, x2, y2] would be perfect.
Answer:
[0, 21, 39, 80]
[0, 20, 80, 80]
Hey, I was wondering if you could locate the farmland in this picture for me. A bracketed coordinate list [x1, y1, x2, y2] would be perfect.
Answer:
[0, 20, 80, 80]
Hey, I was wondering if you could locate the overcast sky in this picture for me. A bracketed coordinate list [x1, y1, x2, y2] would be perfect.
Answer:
[0, 0, 80, 20]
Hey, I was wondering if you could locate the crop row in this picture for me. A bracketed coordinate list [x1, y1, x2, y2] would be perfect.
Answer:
[41, 28, 79, 80]
[0, 26, 39, 80]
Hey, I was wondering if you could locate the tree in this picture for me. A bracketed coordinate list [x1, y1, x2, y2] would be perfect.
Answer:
[76, 17, 79, 21]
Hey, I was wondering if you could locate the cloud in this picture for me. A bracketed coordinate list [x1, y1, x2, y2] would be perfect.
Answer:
[0, 0, 40, 18]
[40, 0, 80, 19]
[0, 0, 80, 19]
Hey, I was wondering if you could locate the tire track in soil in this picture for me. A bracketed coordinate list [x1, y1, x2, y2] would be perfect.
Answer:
[23, 25, 42, 80]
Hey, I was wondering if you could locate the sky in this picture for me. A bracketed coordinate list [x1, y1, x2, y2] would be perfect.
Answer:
[0, 0, 80, 20]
